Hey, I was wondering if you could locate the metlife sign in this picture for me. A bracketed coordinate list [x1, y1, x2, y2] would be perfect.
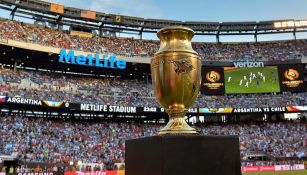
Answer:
[59, 49, 127, 69]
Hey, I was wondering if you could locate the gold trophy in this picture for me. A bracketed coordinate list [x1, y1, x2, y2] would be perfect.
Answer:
[151, 26, 201, 135]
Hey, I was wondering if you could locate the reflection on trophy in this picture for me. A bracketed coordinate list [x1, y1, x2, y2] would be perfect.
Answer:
[151, 26, 201, 135]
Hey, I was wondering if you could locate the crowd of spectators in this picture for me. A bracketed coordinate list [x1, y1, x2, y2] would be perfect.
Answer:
[0, 114, 305, 165]
[0, 18, 306, 61]
[193, 41, 304, 61]
[0, 19, 71, 49]
[201, 122, 306, 159]
[0, 114, 159, 165]
[0, 67, 306, 108]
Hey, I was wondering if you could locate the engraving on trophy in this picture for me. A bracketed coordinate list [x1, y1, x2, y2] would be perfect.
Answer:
[192, 83, 197, 94]
[159, 60, 164, 65]
[170, 57, 198, 96]
[171, 58, 194, 74]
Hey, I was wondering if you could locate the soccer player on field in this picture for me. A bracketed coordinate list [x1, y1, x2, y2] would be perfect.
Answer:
[245, 81, 249, 87]
[256, 79, 259, 87]
[228, 76, 232, 83]
[253, 73, 256, 79]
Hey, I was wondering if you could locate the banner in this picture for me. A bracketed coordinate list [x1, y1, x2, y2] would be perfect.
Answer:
[198, 108, 233, 113]
[76, 104, 198, 114]
[198, 107, 289, 114]
[70, 31, 93, 38]
[116, 171, 124, 175]
[138, 107, 197, 114]
[42, 100, 66, 108]
[201, 66, 225, 95]
[293, 164, 305, 170]
[274, 164, 305, 171]
[81, 10, 96, 19]
[241, 166, 275, 172]
[286, 106, 307, 112]
[79, 104, 137, 113]
[6, 97, 42, 106]
[50, 3, 64, 14]
[241, 166, 260, 172]
[64, 171, 117, 175]
[116, 16, 123, 22]
[233, 107, 286, 113]
[274, 165, 290, 171]
[18, 173, 54, 175]
[0, 38, 8, 43]
[278, 64, 305, 92]
[260, 166, 275, 171]
[1, 95, 307, 114]
[0, 95, 6, 103]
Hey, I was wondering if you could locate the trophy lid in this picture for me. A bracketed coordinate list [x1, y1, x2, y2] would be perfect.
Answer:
[157, 26, 195, 39]
[156, 26, 197, 55]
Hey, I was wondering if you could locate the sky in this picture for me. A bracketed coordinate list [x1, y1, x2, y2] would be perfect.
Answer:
[2, 0, 307, 42]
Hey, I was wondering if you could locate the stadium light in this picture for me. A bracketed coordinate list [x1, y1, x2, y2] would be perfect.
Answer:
[69, 161, 74, 165]
[274, 20, 307, 28]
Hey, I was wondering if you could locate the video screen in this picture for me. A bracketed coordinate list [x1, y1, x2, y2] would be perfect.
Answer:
[201, 66, 225, 95]
[278, 64, 305, 92]
[224, 66, 281, 94]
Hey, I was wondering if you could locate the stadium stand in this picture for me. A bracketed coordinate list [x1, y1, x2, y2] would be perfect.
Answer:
[0, 114, 305, 166]
[0, 67, 306, 108]
[0, 19, 306, 61]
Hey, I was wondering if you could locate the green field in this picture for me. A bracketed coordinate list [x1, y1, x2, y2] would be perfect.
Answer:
[243, 170, 307, 175]
[224, 66, 280, 94]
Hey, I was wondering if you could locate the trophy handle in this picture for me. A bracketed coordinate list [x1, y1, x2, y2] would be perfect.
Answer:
[158, 109, 198, 135]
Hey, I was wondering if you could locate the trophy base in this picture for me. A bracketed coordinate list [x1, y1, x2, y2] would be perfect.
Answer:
[158, 117, 197, 135]
[126, 135, 242, 175]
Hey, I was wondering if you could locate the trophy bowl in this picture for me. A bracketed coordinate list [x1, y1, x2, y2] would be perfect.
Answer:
[151, 26, 201, 135]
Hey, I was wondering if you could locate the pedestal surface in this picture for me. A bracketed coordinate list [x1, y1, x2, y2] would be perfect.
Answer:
[125, 135, 241, 175]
